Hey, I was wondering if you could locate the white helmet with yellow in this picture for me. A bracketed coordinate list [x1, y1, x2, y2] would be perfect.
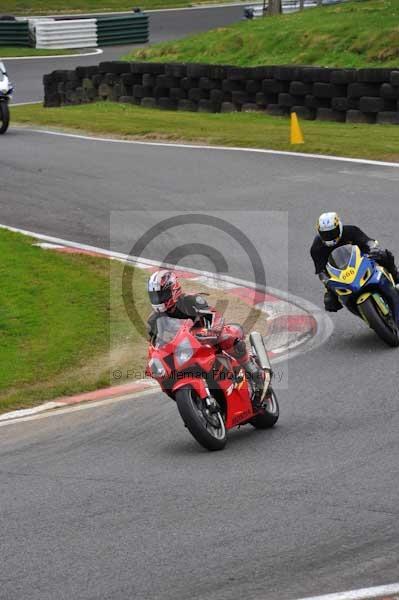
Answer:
[317, 212, 343, 247]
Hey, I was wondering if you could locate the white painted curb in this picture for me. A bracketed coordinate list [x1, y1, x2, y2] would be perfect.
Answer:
[0, 387, 158, 427]
[2, 48, 103, 61]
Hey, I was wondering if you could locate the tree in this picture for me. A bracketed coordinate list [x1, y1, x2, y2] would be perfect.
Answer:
[268, 0, 282, 15]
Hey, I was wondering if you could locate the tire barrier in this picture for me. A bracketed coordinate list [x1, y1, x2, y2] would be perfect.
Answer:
[96, 14, 149, 47]
[0, 18, 31, 47]
[43, 62, 399, 125]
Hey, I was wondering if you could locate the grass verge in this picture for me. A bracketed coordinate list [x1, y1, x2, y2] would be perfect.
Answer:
[0, 228, 267, 414]
[0, 228, 148, 414]
[12, 102, 399, 162]
[0, 0, 237, 16]
[126, 0, 399, 68]
[0, 47, 82, 58]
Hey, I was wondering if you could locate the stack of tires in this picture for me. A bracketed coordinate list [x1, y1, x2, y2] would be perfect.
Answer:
[43, 62, 399, 125]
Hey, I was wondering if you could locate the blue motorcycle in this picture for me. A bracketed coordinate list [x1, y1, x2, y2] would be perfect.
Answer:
[0, 61, 13, 134]
[326, 244, 399, 347]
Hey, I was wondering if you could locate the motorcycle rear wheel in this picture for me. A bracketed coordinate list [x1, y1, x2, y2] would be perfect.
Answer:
[250, 388, 279, 429]
[175, 386, 227, 451]
[360, 296, 399, 347]
[0, 101, 9, 134]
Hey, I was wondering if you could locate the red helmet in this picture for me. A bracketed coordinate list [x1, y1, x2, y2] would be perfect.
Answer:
[147, 270, 182, 312]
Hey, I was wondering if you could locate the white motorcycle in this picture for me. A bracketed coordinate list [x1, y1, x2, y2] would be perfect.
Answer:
[0, 61, 13, 134]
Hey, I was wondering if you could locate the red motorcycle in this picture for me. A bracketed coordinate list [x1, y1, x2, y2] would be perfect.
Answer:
[146, 315, 279, 451]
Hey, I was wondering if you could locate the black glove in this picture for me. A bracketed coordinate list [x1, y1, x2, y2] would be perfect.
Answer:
[367, 247, 387, 261]
[324, 291, 343, 312]
[318, 271, 329, 284]
[325, 303, 342, 313]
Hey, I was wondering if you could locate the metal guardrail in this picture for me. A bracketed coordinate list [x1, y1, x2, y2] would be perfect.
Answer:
[0, 19, 31, 47]
[32, 18, 97, 49]
[0, 13, 148, 49]
[96, 14, 149, 46]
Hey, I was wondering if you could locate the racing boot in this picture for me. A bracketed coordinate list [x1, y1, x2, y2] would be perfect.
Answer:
[386, 265, 399, 288]
[391, 265, 399, 286]
[243, 360, 266, 412]
[385, 254, 399, 286]
[229, 336, 266, 411]
[376, 249, 399, 286]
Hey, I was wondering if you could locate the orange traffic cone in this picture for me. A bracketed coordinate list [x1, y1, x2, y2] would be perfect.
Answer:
[290, 112, 304, 144]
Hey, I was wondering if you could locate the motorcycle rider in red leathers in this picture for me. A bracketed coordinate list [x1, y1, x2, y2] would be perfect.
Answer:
[147, 270, 266, 410]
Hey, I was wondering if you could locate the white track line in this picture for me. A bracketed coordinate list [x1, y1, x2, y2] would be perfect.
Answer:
[18, 127, 399, 169]
[12, 101, 41, 106]
[296, 582, 399, 600]
[2, 48, 103, 61]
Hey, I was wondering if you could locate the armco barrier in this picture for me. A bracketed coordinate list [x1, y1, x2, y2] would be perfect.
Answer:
[33, 19, 97, 49]
[97, 14, 149, 46]
[0, 14, 148, 50]
[43, 62, 399, 125]
[0, 19, 31, 47]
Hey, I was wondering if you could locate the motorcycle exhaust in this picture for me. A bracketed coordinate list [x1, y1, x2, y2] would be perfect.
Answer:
[249, 332, 272, 372]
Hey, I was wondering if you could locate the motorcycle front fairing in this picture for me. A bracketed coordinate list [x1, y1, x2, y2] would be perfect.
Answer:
[358, 265, 399, 325]
[327, 245, 399, 324]
[327, 252, 374, 313]
[147, 316, 215, 400]
[147, 316, 257, 428]
[207, 353, 255, 427]
[0, 62, 13, 99]
[219, 367, 255, 428]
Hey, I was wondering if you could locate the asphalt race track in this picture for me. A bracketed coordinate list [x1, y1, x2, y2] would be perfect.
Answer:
[6, 5, 243, 103]
[1, 125, 399, 600]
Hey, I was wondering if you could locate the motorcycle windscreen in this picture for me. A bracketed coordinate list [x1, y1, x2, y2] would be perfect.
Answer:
[154, 315, 192, 348]
[328, 244, 356, 271]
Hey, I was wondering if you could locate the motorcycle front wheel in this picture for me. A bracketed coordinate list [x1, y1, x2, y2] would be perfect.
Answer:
[175, 386, 227, 451]
[0, 101, 10, 134]
[360, 296, 399, 347]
